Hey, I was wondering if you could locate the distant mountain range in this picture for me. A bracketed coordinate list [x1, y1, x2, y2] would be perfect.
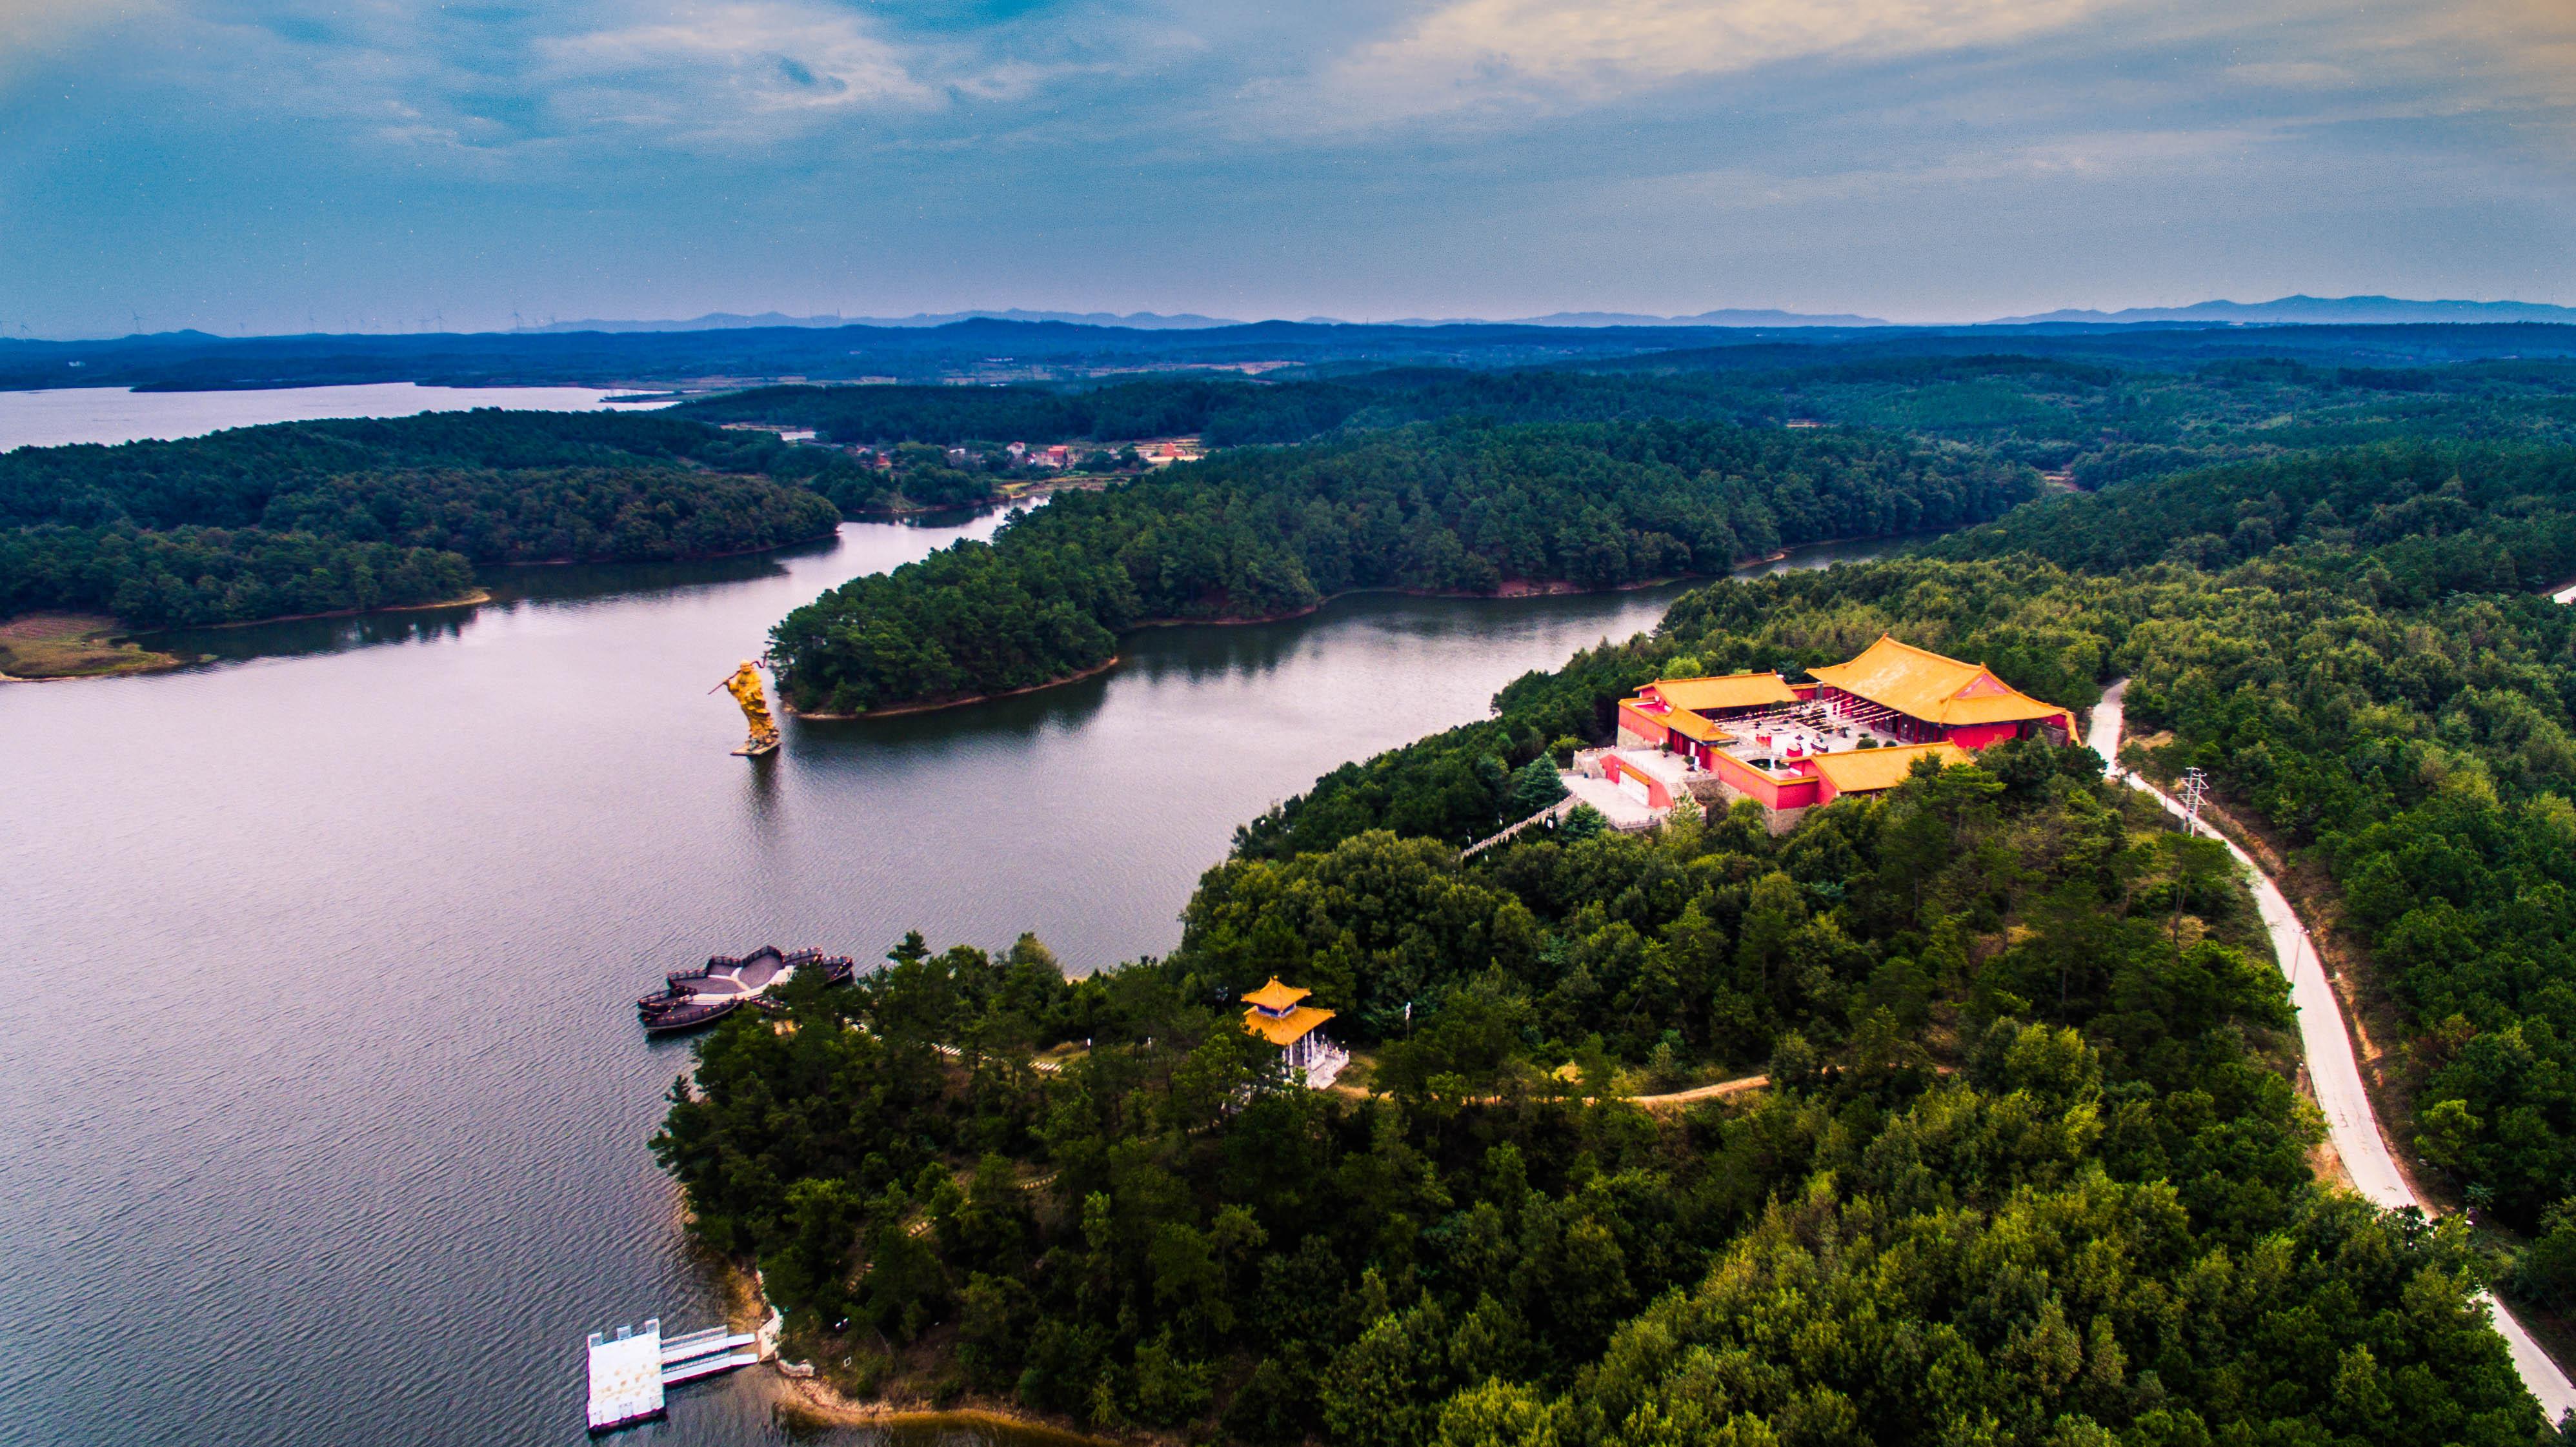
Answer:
[516, 296, 2573, 334]
[523, 309, 1247, 332]
[528, 306, 1895, 332]
[1989, 295, 2576, 326]
[1505, 308, 1893, 327]
[1328, 309, 1895, 328]
[15, 309, 2576, 394]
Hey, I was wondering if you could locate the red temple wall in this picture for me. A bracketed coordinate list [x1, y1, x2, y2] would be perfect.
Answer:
[1616, 703, 1670, 747]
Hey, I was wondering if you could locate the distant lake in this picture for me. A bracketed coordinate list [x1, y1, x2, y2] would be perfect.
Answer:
[0, 381, 667, 450]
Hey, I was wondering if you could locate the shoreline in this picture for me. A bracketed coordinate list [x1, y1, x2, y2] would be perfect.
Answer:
[788, 573, 1711, 718]
[706, 1255, 1124, 1445]
[474, 524, 847, 567]
[770, 1376, 1121, 1444]
[123, 519, 850, 640]
[787, 656, 1125, 719]
[0, 611, 203, 682]
[778, 530, 1911, 721]
[779, 576, 1680, 718]
[171, 587, 498, 633]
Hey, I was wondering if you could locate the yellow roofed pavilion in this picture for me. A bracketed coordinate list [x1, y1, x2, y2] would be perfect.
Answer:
[1243, 976, 1335, 1049]
[1242, 977, 1311, 1014]
[1243, 1004, 1338, 1047]
[1240, 978, 1343, 1082]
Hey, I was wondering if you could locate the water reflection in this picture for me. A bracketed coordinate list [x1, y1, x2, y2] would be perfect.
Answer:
[143, 509, 1020, 669]
[150, 601, 488, 662]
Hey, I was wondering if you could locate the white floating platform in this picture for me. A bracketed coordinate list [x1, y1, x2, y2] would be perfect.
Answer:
[587, 1321, 666, 1432]
[587, 1318, 761, 1432]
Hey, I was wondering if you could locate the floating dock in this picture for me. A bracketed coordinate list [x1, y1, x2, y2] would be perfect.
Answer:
[586, 1319, 760, 1432]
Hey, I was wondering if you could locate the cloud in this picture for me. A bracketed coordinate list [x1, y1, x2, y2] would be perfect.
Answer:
[0, 0, 157, 83]
[537, 1, 938, 141]
[2223, 61, 2352, 88]
[2419, 0, 2576, 104]
[1314, 0, 2106, 123]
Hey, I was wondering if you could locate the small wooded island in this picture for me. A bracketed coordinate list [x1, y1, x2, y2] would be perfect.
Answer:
[662, 432, 2576, 1446]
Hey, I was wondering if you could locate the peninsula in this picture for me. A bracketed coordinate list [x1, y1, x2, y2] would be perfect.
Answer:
[666, 417, 2576, 1445]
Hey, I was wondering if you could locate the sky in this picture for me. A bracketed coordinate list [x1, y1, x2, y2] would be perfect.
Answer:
[1, 0, 2571, 336]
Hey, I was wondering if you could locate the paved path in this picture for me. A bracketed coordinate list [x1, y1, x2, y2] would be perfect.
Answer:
[2088, 680, 2576, 1421]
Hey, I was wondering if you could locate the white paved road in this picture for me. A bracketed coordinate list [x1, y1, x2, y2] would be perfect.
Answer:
[2088, 680, 2576, 1422]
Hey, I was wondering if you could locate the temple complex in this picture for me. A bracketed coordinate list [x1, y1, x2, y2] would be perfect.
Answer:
[1240, 978, 1347, 1088]
[1613, 634, 2073, 824]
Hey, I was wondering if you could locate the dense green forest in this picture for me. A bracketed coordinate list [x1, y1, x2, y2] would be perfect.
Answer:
[674, 376, 1384, 449]
[658, 749, 2539, 1445]
[766, 419, 2032, 714]
[19, 346, 2564, 634]
[0, 409, 850, 628]
[679, 353, 2576, 480]
[1242, 440, 2576, 1247]
[652, 376, 2576, 1441]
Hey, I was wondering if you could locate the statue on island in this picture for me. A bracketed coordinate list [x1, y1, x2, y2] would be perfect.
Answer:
[714, 659, 781, 756]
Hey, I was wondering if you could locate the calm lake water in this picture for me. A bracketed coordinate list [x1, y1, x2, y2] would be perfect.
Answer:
[0, 503, 1908, 1447]
[0, 381, 663, 450]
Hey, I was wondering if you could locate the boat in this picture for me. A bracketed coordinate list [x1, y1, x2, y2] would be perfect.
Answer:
[636, 946, 854, 1033]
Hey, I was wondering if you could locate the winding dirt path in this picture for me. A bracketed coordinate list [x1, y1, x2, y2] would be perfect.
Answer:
[1625, 1073, 1771, 1108]
[2089, 680, 2575, 1420]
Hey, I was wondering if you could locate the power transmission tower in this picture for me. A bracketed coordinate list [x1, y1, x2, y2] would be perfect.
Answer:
[2177, 767, 2209, 835]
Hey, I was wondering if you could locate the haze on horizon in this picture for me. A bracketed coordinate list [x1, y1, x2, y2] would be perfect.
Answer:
[3, 0, 2571, 339]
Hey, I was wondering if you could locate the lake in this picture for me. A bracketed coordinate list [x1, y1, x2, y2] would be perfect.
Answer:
[0, 500, 1893, 1447]
[0, 381, 664, 450]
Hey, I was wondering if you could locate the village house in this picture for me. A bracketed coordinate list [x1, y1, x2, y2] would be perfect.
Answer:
[1240, 978, 1347, 1088]
[1608, 634, 2075, 826]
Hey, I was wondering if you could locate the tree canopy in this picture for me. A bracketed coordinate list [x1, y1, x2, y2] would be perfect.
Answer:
[0, 409, 849, 627]
[767, 419, 2032, 713]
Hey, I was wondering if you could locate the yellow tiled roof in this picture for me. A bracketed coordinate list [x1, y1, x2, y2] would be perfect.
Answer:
[1811, 741, 1972, 794]
[1624, 702, 1735, 744]
[1243, 1004, 1335, 1047]
[1242, 977, 1311, 1013]
[1643, 673, 1800, 712]
[1806, 636, 2069, 727]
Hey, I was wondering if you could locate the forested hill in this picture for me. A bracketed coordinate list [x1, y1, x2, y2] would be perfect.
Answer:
[0, 409, 850, 629]
[1245, 439, 2576, 1254]
[765, 419, 2033, 714]
[672, 369, 1783, 447]
[653, 423, 2576, 1442]
[673, 377, 1385, 449]
[678, 350, 2576, 468]
[1916, 439, 2576, 600]
[654, 672, 2539, 1447]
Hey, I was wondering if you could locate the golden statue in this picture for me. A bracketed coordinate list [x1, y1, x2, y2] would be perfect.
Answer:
[714, 659, 781, 756]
